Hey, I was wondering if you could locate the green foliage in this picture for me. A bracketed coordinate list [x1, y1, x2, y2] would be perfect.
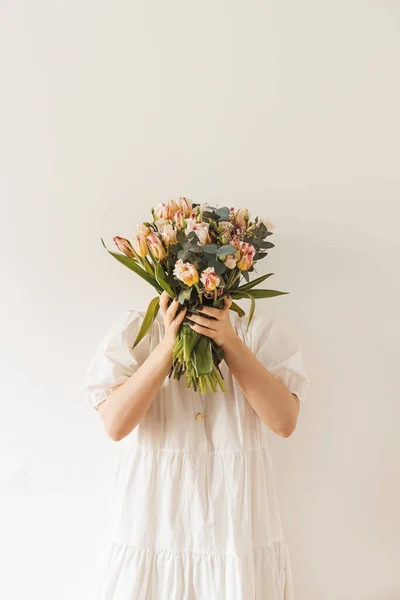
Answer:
[101, 238, 163, 294]
[132, 296, 160, 349]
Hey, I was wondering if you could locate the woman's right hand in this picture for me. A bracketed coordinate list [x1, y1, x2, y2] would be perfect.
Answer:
[159, 291, 187, 350]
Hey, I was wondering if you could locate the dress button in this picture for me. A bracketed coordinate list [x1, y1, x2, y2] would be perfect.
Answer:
[196, 412, 204, 422]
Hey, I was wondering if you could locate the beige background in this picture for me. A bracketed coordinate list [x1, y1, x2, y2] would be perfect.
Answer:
[1, 1, 399, 599]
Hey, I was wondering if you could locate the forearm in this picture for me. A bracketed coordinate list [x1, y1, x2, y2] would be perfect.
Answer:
[99, 337, 174, 440]
[222, 333, 300, 437]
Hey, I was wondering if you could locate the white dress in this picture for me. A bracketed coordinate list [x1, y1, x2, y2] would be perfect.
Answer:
[83, 308, 311, 600]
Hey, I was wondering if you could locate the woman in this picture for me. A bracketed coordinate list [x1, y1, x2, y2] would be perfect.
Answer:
[83, 290, 311, 599]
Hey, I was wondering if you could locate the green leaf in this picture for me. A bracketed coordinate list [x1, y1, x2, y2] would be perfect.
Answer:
[232, 289, 289, 299]
[229, 301, 245, 317]
[132, 296, 160, 348]
[216, 244, 236, 257]
[258, 241, 275, 249]
[216, 206, 230, 219]
[191, 335, 214, 376]
[101, 238, 163, 293]
[208, 258, 227, 275]
[155, 264, 175, 297]
[235, 291, 255, 331]
[189, 243, 203, 254]
[235, 273, 274, 292]
[203, 210, 221, 221]
[202, 244, 218, 254]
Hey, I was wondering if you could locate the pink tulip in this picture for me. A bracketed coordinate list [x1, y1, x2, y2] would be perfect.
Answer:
[217, 220, 233, 241]
[113, 236, 136, 258]
[161, 224, 178, 247]
[173, 210, 186, 229]
[153, 202, 169, 220]
[236, 241, 256, 271]
[131, 235, 148, 257]
[185, 219, 211, 246]
[146, 233, 167, 260]
[173, 259, 199, 286]
[234, 208, 250, 227]
[177, 197, 192, 218]
[200, 267, 220, 291]
[167, 198, 179, 218]
[224, 254, 238, 269]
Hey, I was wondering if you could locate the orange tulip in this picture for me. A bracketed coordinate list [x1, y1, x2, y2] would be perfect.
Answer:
[173, 259, 199, 286]
[131, 235, 148, 257]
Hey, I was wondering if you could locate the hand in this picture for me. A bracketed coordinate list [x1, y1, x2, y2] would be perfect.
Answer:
[186, 295, 237, 348]
[159, 291, 187, 350]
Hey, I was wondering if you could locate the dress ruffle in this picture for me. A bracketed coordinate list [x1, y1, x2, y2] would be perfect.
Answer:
[97, 534, 294, 600]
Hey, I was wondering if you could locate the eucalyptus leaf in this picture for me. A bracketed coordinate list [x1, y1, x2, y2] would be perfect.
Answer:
[189, 243, 204, 254]
[132, 296, 160, 348]
[209, 259, 227, 275]
[216, 244, 236, 257]
[177, 232, 187, 246]
[203, 211, 221, 221]
[202, 244, 218, 254]
[216, 206, 230, 219]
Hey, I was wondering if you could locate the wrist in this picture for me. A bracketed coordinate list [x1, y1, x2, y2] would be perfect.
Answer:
[220, 330, 240, 351]
[160, 335, 175, 355]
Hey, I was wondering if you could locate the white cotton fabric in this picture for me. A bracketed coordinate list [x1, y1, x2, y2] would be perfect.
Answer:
[83, 309, 311, 600]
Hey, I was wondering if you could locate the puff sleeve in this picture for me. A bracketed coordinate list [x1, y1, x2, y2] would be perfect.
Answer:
[83, 310, 149, 410]
[252, 314, 311, 405]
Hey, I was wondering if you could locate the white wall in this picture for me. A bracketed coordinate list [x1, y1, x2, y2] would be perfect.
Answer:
[1, 1, 399, 598]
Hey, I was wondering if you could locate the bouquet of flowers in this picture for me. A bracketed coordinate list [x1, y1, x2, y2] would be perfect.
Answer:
[101, 198, 288, 394]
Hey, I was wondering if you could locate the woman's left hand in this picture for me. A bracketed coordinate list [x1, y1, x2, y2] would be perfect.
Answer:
[186, 294, 236, 348]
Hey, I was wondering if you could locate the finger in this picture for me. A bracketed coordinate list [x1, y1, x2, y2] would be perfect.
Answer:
[193, 305, 223, 320]
[186, 312, 218, 330]
[223, 294, 233, 310]
[165, 297, 180, 324]
[172, 306, 187, 327]
[188, 322, 216, 339]
[159, 291, 170, 315]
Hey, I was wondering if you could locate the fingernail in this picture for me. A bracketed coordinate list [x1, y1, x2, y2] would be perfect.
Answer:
[197, 306, 203, 311]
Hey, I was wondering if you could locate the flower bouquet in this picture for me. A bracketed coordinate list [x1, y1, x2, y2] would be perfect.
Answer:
[101, 198, 288, 394]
